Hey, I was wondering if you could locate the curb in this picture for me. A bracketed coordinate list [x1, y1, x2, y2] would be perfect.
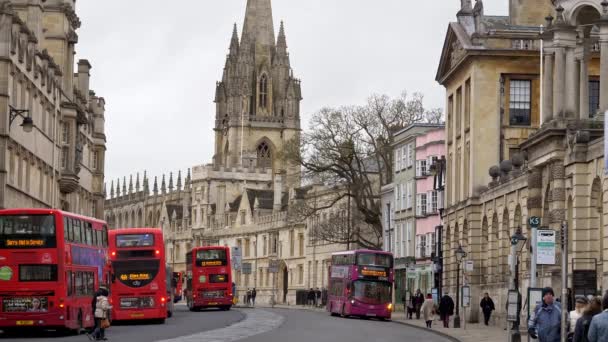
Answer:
[393, 320, 462, 342]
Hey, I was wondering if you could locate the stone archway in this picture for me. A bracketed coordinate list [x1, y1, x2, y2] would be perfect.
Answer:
[277, 261, 289, 304]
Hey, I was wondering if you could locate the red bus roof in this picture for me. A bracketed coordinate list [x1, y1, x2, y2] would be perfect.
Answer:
[108, 228, 163, 235]
[190, 246, 229, 251]
[0, 208, 107, 225]
[331, 249, 393, 256]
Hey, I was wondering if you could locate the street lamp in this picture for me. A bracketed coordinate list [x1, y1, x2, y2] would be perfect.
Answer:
[509, 228, 527, 342]
[454, 244, 467, 328]
[9, 106, 33, 132]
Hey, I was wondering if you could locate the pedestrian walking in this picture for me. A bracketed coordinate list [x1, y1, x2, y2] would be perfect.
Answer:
[89, 285, 111, 341]
[438, 293, 454, 328]
[402, 294, 407, 313]
[569, 297, 589, 341]
[528, 287, 564, 342]
[421, 294, 436, 329]
[573, 296, 602, 342]
[307, 288, 315, 307]
[587, 291, 608, 342]
[480, 293, 495, 326]
[414, 289, 424, 319]
[251, 288, 257, 307]
[246, 289, 252, 306]
[315, 288, 321, 307]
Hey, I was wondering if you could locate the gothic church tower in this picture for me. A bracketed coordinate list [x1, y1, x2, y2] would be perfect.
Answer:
[214, 0, 302, 187]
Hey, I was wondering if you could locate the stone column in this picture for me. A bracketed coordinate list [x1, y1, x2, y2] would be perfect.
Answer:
[565, 48, 578, 117]
[543, 53, 554, 122]
[553, 47, 566, 118]
[579, 55, 589, 119]
[549, 162, 566, 294]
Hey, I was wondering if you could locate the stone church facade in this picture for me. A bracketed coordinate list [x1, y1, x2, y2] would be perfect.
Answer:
[438, 0, 608, 324]
[1, 0, 107, 219]
[105, 0, 353, 305]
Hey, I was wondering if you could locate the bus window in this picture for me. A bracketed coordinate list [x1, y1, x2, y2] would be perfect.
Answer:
[67, 218, 73, 242]
[86, 223, 93, 246]
[73, 219, 81, 243]
[102, 226, 108, 247]
[67, 271, 73, 296]
[63, 217, 69, 242]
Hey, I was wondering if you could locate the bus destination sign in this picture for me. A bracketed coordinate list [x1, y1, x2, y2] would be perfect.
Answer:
[359, 267, 388, 279]
[119, 273, 152, 281]
[200, 260, 223, 267]
[6, 239, 45, 247]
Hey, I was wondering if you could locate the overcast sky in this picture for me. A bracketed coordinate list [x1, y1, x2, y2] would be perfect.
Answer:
[75, 0, 508, 188]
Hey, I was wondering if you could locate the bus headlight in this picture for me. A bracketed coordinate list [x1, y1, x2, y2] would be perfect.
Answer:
[350, 300, 355, 305]
[387, 303, 393, 311]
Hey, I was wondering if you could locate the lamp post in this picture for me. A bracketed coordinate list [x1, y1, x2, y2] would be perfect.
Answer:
[454, 244, 467, 328]
[9, 106, 33, 132]
[509, 228, 527, 342]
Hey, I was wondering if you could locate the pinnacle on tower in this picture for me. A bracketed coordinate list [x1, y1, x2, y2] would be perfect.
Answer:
[177, 170, 182, 191]
[168, 172, 174, 192]
[153, 176, 159, 194]
[242, 0, 275, 48]
[161, 175, 167, 194]
[128, 175, 133, 194]
[277, 20, 287, 49]
[122, 177, 127, 195]
[136, 173, 141, 192]
[116, 178, 121, 197]
[143, 171, 149, 194]
[186, 168, 191, 186]
[110, 180, 115, 198]
[229, 23, 239, 56]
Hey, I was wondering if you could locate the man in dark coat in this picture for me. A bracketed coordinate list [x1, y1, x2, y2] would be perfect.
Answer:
[414, 290, 425, 319]
[480, 292, 495, 326]
[439, 293, 455, 328]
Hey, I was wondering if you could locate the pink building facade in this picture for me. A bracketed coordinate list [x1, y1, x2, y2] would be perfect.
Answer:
[413, 126, 445, 294]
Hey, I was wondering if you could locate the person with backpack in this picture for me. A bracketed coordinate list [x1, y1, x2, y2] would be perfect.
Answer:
[573, 296, 602, 342]
[89, 285, 111, 341]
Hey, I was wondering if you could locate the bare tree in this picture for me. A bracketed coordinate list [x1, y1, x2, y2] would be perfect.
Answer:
[286, 91, 442, 249]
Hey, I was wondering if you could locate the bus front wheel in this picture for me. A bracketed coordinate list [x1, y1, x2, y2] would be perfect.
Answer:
[329, 304, 338, 317]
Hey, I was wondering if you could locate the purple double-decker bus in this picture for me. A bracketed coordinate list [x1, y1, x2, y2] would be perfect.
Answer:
[327, 250, 394, 320]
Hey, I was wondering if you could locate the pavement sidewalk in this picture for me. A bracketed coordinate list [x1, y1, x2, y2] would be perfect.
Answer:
[257, 304, 521, 342]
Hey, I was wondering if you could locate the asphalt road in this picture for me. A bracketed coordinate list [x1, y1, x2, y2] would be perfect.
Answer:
[0, 304, 244, 342]
[0, 306, 452, 342]
[241, 308, 452, 342]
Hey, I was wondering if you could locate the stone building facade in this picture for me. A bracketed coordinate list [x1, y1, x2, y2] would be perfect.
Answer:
[438, 0, 608, 324]
[1, 0, 107, 218]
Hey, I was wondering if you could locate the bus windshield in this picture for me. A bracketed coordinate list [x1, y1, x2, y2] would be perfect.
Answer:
[196, 249, 227, 266]
[0, 215, 56, 248]
[356, 253, 392, 268]
[352, 280, 391, 305]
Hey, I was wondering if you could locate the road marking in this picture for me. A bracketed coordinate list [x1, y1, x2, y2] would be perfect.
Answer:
[157, 309, 284, 342]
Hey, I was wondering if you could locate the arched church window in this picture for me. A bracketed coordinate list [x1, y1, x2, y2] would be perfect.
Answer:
[259, 75, 268, 109]
[257, 142, 272, 169]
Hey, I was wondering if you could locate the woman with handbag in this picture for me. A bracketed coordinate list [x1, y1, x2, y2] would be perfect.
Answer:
[90, 286, 111, 341]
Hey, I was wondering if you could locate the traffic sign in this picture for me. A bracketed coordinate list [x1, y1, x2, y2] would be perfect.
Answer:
[465, 260, 474, 272]
[529, 216, 541, 228]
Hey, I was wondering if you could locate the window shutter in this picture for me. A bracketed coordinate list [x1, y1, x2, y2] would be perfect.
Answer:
[415, 235, 421, 258]
[401, 147, 406, 170]
[427, 191, 433, 214]
[407, 182, 413, 209]
[394, 149, 399, 173]
[415, 161, 421, 177]
[416, 194, 421, 216]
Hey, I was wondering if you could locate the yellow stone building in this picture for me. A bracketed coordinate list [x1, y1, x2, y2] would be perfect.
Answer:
[438, 0, 608, 324]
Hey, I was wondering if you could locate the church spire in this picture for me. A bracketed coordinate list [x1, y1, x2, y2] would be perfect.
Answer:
[229, 23, 239, 56]
[242, 0, 275, 47]
[277, 20, 287, 49]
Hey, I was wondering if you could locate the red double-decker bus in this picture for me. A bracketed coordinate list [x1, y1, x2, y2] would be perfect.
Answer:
[108, 228, 168, 323]
[185, 246, 232, 311]
[0, 209, 108, 332]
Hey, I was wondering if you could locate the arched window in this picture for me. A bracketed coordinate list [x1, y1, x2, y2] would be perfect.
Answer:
[257, 142, 272, 169]
[259, 75, 268, 109]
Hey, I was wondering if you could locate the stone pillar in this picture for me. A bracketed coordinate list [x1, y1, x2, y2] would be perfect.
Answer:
[549, 162, 566, 292]
[565, 48, 578, 117]
[579, 55, 589, 119]
[600, 23, 608, 113]
[553, 47, 566, 118]
[543, 53, 554, 123]
[527, 169, 543, 220]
